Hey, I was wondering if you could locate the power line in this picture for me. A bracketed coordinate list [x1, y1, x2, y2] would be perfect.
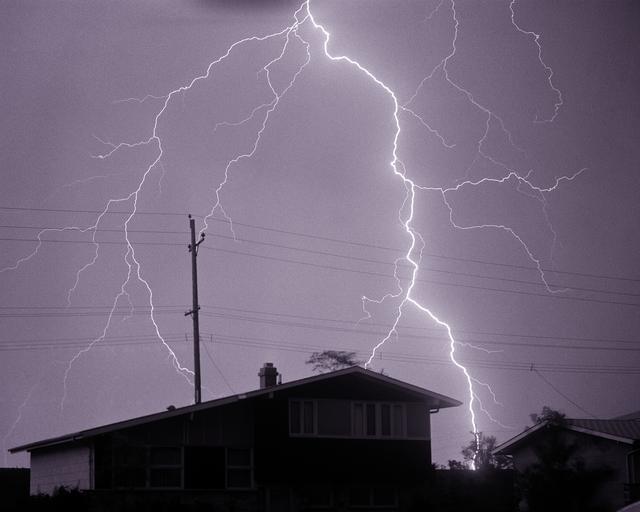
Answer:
[1, 205, 638, 284]
[2, 330, 637, 375]
[532, 367, 597, 418]
[2, 224, 639, 298]
[203, 304, 640, 345]
[1, 303, 639, 346]
[201, 334, 234, 394]
[1, 330, 639, 375]
[2, 236, 639, 308]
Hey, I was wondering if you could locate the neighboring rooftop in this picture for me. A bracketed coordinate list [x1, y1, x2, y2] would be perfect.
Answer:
[566, 418, 640, 441]
[614, 410, 640, 421]
[494, 414, 640, 455]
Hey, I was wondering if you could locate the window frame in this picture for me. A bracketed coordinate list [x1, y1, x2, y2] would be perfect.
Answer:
[148, 446, 183, 489]
[225, 447, 254, 490]
[348, 485, 399, 509]
[299, 484, 334, 509]
[288, 399, 318, 436]
[350, 402, 407, 439]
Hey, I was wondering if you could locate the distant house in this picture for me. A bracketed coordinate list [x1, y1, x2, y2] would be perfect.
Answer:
[494, 412, 640, 511]
[10, 364, 460, 511]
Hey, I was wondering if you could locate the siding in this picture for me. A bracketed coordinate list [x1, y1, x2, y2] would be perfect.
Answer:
[30, 443, 92, 495]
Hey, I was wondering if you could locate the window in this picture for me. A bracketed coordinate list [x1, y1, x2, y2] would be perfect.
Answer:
[149, 446, 182, 488]
[393, 405, 404, 436]
[353, 403, 364, 437]
[184, 446, 225, 489]
[111, 445, 183, 489]
[351, 402, 406, 438]
[300, 485, 333, 509]
[289, 400, 317, 435]
[290, 400, 301, 434]
[184, 447, 252, 490]
[113, 445, 146, 488]
[366, 404, 376, 436]
[349, 486, 398, 508]
[226, 448, 253, 489]
[380, 404, 391, 436]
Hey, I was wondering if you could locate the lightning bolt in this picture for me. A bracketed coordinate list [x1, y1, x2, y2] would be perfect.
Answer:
[304, 1, 491, 467]
[202, 4, 311, 236]
[1, 0, 580, 470]
[509, 0, 563, 123]
[24, 4, 312, 410]
[306, 0, 579, 468]
[2, 381, 39, 466]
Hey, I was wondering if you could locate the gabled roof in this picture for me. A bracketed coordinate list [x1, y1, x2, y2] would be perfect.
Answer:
[614, 410, 640, 420]
[10, 366, 460, 454]
[566, 418, 640, 442]
[494, 416, 640, 455]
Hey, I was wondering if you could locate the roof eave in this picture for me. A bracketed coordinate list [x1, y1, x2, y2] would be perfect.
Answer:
[9, 366, 461, 453]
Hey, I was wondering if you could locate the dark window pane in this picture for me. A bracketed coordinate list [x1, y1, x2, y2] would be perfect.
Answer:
[393, 405, 403, 436]
[150, 446, 181, 465]
[353, 403, 364, 436]
[406, 403, 427, 437]
[366, 404, 376, 436]
[114, 467, 146, 488]
[381, 404, 391, 436]
[290, 401, 301, 434]
[113, 445, 146, 488]
[303, 401, 314, 434]
[373, 486, 397, 506]
[317, 400, 350, 436]
[349, 486, 370, 506]
[227, 448, 250, 467]
[184, 446, 225, 489]
[150, 468, 181, 488]
[227, 468, 251, 488]
[115, 446, 146, 466]
[303, 485, 332, 507]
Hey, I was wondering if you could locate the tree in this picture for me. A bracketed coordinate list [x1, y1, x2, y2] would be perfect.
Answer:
[447, 459, 467, 470]
[305, 350, 362, 373]
[461, 432, 512, 470]
[529, 405, 566, 426]
[518, 406, 612, 512]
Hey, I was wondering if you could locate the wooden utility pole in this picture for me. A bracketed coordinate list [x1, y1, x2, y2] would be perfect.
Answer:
[186, 214, 205, 404]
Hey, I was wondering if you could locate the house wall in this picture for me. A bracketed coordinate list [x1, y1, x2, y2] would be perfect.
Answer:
[253, 395, 432, 485]
[30, 442, 92, 495]
[94, 401, 255, 490]
[511, 429, 632, 512]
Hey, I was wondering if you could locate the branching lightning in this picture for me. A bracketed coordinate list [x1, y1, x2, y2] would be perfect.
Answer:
[2, 381, 39, 466]
[1, 0, 581, 470]
[509, 0, 563, 123]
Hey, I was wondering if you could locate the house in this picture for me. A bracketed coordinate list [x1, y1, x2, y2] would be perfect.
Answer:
[9, 364, 461, 511]
[493, 413, 640, 512]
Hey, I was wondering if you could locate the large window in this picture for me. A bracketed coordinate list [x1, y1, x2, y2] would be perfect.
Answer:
[289, 399, 317, 435]
[352, 402, 406, 438]
[226, 448, 253, 489]
[300, 485, 333, 509]
[149, 446, 182, 488]
[349, 486, 398, 508]
[289, 399, 427, 440]
[113, 445, 147, 488]
[184, 447, 253, 490]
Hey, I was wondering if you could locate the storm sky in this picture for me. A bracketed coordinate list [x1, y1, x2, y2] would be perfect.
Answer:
[1, 0, 639, 467]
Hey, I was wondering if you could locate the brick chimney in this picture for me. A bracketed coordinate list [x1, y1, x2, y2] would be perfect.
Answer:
[259, 362, 278, 389]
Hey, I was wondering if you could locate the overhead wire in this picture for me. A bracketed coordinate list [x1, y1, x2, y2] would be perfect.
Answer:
[1, 205, 638, 283]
